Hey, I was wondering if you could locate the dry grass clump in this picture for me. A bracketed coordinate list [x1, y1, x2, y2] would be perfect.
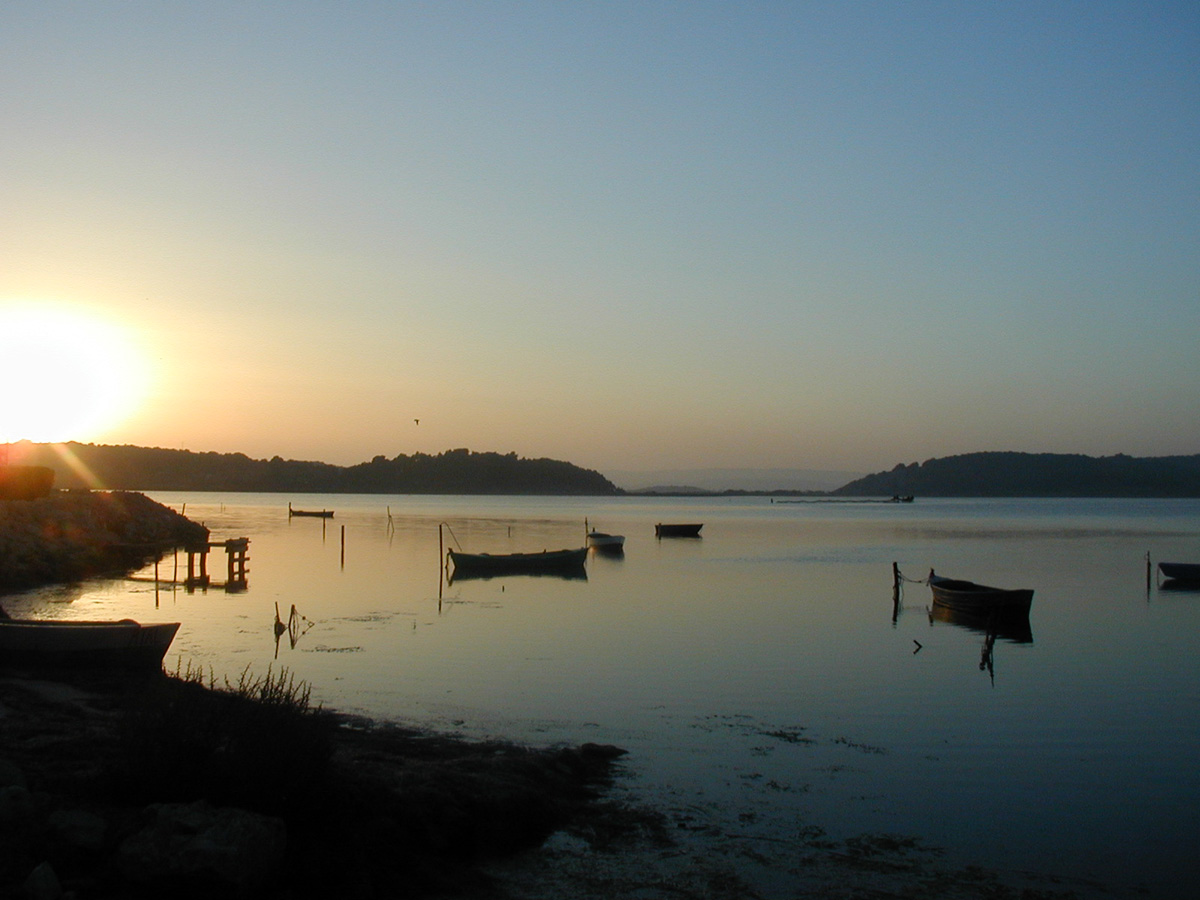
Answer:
[114, 662, 333, 817]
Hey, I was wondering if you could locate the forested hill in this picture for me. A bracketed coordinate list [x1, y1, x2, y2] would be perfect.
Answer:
[7, 443, 621, 495]
[833, 452, 1200, 498]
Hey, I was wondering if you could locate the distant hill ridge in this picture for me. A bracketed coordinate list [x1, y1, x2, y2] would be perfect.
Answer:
[835, 452, 1200, 498]
[7, 442, 619, 495]
[7, 444, 1197, 497]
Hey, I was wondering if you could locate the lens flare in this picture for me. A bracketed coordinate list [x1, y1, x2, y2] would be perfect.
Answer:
[0, 303, 149, 444]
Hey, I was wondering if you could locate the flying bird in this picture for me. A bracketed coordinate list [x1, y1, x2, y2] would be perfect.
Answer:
[414, 419, 419, 425]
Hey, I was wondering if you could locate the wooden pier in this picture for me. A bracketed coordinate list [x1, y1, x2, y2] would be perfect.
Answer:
[129, 538, 251, 593]
[157, 540, 248, 595]
[183, 537, 250, 591]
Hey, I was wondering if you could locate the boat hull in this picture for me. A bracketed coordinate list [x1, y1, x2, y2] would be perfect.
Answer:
[655, 523, 703, 538]
[586, 532, 625, 551]
[447, 547, 588, 577]
[928, 576, 1033, 616]
[1158, 562, 1200, 583]
[0, 619, 180, 669]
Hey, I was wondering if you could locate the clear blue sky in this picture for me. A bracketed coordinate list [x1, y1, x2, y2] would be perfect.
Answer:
[2, 2, 1197, 477]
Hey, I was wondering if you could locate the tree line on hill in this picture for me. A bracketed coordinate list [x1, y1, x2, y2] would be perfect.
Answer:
[6, 442, 620, 495]
[834, 451, 1200, 498]
[6, 444, 1197, 498]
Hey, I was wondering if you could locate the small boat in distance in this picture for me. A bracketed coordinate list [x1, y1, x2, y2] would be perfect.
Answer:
[288, 503, 334, 518]
[447, 547, 588, 578]
[655, 523, 703, 538]
[1158, 562, 1200, 583]
[927, 571, 1033, 616]
[0, 605, 180, 669]
[586, 531, 625, 551]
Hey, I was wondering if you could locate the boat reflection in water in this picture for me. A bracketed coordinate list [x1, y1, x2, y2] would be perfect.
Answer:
[927, 604, 1033, 684]
[927, 603, 1034, 644]
[447, 567, 588, 585]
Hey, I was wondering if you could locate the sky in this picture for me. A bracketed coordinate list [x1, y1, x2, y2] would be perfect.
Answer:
[2, 1, 1198, 482]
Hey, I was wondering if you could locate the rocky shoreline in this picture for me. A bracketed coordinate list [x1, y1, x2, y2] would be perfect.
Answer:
[0, 492, 634, 899]
[0, 491, 208, 592]
[0, 672, 630, 899]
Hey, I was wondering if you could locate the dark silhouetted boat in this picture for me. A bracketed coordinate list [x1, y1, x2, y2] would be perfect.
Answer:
[1158, 562, 1200, 584]
[288, 503, 334, 518]
[0, 605, 179, 669]
[447, 547, 587, 578]
[927, 572, 1033, 616]
[655, 523, 703, 538]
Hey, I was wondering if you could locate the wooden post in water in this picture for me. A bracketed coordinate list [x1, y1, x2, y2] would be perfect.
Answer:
[1146, 551, 1152, 592]
[891, 562, 901, 622]
[341, 525, 346, 569]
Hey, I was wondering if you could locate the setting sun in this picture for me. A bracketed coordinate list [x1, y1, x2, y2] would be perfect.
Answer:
[0, 303, 149, 444]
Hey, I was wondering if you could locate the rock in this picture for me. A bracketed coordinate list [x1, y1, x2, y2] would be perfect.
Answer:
[0, 784, 34, 825]
[48, 808, 107, 852]
[0, 491, 208, 591]
[0, 757, 26, 789]
[116, 801, 287, 892]
[21, 861, 63, 900]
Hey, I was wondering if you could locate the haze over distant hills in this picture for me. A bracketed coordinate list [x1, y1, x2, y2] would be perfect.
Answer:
[606, 467, 863, 493]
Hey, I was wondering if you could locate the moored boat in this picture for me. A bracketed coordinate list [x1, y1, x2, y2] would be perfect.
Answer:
[0, 605, 180, 669]
[447, 547, 588, 577]
[288, 503, 334, 518]
[586, 531, 625, 551]
[927, 572, 1033, 616]
[1158, 562, 1200, 583]
[655, 523, 703, 538]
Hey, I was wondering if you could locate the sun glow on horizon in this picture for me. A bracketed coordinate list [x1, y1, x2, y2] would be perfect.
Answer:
[0, 303, 150, 445]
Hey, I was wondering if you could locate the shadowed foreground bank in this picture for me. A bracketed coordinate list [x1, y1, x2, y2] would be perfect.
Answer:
[0, 669, 629, 899]
[0, 671, 1113, 900]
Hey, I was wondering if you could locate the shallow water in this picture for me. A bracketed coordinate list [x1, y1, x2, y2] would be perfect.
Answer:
[9, 494, 1200, 896]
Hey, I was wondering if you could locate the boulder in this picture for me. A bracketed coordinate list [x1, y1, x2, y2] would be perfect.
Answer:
[116, 801, 287, 893]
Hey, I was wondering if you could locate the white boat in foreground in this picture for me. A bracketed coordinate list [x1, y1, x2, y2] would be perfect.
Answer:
[586, 531, 625, 550]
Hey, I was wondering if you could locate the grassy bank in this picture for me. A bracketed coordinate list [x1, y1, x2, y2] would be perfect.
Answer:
[0, 666, 628, 899]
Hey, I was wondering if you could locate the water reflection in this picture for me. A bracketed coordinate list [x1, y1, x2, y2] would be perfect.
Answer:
[926, 604, 1033, 686]
[1158, 578, 1200, 593]
[446, 568, 588, 585]
[927, 604, 1034, 644]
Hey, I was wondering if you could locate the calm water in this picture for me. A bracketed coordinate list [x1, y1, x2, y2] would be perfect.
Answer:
[9, 494, 1200, 896]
